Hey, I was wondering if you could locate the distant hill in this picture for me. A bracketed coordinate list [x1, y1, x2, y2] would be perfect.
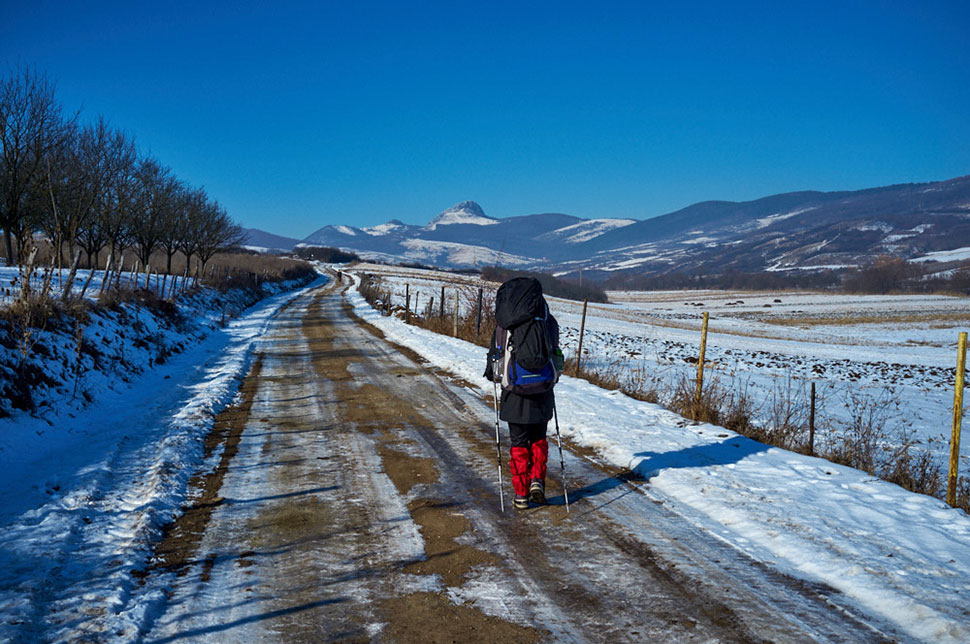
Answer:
[298, 201, 621, 267]
[261, 174, 970, 277]
[577, 175, 970, 276]
[242, 228, 302, 253]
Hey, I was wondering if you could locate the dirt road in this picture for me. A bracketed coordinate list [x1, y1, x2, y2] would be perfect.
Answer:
[139, 280, 908, 643]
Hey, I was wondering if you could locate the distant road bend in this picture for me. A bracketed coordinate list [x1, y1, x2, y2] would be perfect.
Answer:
[140, 277, 908, 643]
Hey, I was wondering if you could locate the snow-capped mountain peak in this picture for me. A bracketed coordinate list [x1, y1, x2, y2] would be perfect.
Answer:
[362, 220, 409, 236]
[425, 201, 498, 230]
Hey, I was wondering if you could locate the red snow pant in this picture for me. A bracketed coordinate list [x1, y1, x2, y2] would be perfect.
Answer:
[508, 422, 549, 497]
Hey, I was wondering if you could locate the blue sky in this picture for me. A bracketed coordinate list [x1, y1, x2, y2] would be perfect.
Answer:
[4, 1, 969, 238]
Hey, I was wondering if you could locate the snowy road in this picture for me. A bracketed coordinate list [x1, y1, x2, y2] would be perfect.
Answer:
[135, 281, 907, 643]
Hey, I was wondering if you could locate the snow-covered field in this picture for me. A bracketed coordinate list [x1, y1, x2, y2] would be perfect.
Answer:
[0, 268, 325, 641]
[355, 264, 970, 471]
[346, 269, 970, 643]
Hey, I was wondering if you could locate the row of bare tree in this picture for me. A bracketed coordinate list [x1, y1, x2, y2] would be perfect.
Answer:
[0, 67, 242, 275]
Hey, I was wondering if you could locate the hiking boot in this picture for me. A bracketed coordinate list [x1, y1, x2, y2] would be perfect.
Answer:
[513, 495, 530, 510]
[529, 479, 546, 505]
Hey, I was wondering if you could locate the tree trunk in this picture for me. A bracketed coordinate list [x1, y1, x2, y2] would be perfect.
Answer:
[3, 229, 14, 266]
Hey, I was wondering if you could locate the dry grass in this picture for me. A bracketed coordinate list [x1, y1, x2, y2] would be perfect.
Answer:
[200, 253, 315, 293]
[765, 312, 970, 327]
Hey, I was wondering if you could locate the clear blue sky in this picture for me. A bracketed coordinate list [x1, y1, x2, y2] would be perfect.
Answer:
[4, 1, 969, 239]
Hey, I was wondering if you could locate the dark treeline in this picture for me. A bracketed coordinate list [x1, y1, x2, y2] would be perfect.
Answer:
[601, 268, 841, 291]
[293, 246, 360, 263]
[599, 256, 970, 295]
[0, 67, 242, 275]
[843, 256, 970, 294]
[481, 266, 609, 303]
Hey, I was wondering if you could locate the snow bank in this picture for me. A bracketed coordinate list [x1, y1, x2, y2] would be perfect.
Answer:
[0, 272, 325, 642]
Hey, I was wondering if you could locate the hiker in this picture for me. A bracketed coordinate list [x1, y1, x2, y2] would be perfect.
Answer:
[484, 277, 563, 510]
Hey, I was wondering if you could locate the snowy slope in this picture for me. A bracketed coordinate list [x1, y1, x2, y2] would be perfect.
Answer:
[346, 273, 970, 643]
[0, 272, 327, 642]
[537, 217, 636, 244]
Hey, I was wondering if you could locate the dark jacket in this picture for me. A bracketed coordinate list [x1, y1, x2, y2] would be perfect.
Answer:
[484, 313, 559, 424]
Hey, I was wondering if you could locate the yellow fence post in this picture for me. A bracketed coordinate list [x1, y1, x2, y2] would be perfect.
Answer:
[574, 299, 589, 376]
[948, 331, 968, 507]
[405, 283, 410, 324]
[694, 311, 710, 419]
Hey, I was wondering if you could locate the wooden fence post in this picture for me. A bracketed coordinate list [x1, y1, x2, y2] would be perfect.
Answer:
[476, 288, 483, 339]
[453, 289, 459, 337]
[809, 381, 816, 456]
[694, 311, 710, 419]
[77, 263, 96, 301]
[574, 299, 588, 376]
[948, 331, 968, 507]
[98, 254, 113, 296]
[405, 283, 411, 324]
[114, 257, 125, 290]
[60, 250, 81, 302]
[440, 285, 445, 318]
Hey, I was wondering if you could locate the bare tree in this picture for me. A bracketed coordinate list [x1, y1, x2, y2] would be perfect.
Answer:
[156, 179, 189, 274]
[78, 121, 133, 268]
[0, 67, 69, 264]
[101, 130, 138, 264]
[43, 119, 116, 267]
[193, 199, 244, 276]
[130, 156, 172, 268]
[177, 186, 206, 273]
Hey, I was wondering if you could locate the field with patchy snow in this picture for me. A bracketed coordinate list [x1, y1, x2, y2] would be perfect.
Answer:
[353, 263, 970, 479]
[346, 270, 970, 642]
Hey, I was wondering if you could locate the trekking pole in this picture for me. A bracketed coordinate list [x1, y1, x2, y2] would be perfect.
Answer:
[553, 403, 570, 513]
[492, 380, 505, 513]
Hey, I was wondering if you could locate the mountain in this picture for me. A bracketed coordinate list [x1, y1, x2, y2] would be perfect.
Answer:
[576, 176, 970, 275]
[299, 201, 620, 267]
[285, 175, 970, 276]
[241, 228, 302, 253]
[424, 201, 497, 230]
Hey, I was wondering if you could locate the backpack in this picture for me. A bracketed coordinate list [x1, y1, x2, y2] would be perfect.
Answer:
[490, 277, 559, 394]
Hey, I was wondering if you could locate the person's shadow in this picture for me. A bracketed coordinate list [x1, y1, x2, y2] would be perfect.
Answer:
[631, 435, 770, 480]
[561, 434, 771, 510]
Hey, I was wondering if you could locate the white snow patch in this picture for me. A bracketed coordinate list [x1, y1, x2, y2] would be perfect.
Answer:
[854, 222, 894, 233]
[680, 235, 718, 245]
[363, 221, 405, 236]
[400, 239, 532, 267]
[543, 218, 637, 244]
[754, 207, 815, 228]
[911, 247, 970, 263]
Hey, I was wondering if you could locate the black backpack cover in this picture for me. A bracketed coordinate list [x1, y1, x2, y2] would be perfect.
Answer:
[492, 278, 558, 393]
